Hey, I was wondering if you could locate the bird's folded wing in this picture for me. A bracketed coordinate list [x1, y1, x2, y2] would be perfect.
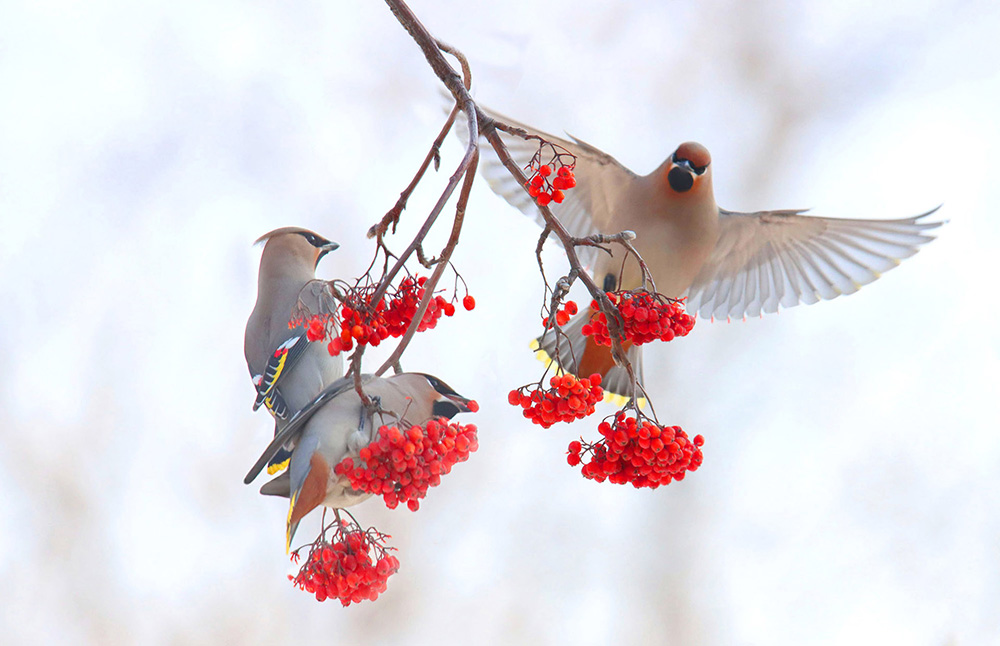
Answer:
[465, 106, 638, 268]
[252, 334, 309, 415]
[244, 374, 371, 484]
[683, 207, 943, 320]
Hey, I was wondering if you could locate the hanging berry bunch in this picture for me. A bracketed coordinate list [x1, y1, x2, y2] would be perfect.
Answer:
[289, 514, 400, 606]
[334, 416, 480, 512]
[291, 274, 472, 356]
[582, 290, 695, 347]
[508, 373, 604, 428]
[566, 411, 704, 488]
[524, 141, 578, 206]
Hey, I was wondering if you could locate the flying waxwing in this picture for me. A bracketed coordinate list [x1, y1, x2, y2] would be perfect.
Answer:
[243, 372, 476, 549]
[245, 227, 344, 473]
[469, 108, 943, 400]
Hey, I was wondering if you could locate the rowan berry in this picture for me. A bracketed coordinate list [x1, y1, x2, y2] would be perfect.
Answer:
[335, 418, 479, 510]
[581, 290, 695, 347]
[289, 519, 399, 606]
[509, 373, 604, 428]
[567, 413, 704, 488]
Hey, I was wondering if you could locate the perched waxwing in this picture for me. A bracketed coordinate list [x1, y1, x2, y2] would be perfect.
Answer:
[245, 227, 343, 472]
[470, 108, 943, 399]
[243, 372, 476, 549]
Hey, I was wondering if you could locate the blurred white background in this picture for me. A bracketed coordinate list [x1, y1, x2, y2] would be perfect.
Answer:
[1, 0, 998, 644]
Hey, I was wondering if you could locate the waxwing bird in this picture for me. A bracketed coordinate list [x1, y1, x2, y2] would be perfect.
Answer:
[470, 108, 942, 399]
[245, 227, 343, 473]
[244, 372, 476, 549]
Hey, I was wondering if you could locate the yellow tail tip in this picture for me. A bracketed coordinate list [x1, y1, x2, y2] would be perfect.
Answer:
[529, 340, 567, 376]
[285, 492, 298, 554]
[267, 458, 291, 475]
[602, 390, 647, 409]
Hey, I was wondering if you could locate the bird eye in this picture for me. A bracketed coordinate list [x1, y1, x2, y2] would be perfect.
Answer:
[691, 164, 707, 176]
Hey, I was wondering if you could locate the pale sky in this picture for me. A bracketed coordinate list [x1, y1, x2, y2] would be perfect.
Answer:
[1, 1, 998, 644]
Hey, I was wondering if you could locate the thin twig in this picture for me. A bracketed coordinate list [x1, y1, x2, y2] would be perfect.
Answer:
[480, 127, 632, 375]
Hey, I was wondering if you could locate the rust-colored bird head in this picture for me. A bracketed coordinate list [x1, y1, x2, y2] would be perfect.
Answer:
[665, 142, 712, 195]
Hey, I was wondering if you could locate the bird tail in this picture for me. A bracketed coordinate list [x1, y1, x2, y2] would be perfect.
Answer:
[266, 420, 293, 475]
[530, 309, 645, 406]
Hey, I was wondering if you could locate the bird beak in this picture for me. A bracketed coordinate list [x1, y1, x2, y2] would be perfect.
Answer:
[667, 164, 695, 193]
[316, 241, 340, 265]
[432, 393, 479, 418]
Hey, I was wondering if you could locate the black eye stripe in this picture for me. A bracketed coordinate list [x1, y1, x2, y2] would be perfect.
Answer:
[672, 155, 708, 176]
[300, 232, 327, 247]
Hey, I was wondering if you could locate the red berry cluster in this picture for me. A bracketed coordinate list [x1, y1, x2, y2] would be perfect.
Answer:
[567, 413, 704, 488]
[379, 275, 459, 338]
[334, 417, 480, 511]
[581, 291, 695, 347]
[526, 164, 577, 206]
[297, 276, 468, 356]
[289, 519, 399, 606]
[305, 314, 331, 342]
[508, 373, 604, 429]
[542, 300, 578, 328]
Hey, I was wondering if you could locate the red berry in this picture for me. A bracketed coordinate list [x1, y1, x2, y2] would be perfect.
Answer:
[336, 419, 479, 512]
[567, 414, 704, 489]
[581, 290, 694, 347]
[306, 317, 327, 342]
[289, 521, 398, 606]
[539, 164, 552, 177]
[506, 374, 604, 429]
[463, 295, 476, 311]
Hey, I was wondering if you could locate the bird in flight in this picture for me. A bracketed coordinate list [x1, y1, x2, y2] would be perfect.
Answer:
[471, 108, 943, 400]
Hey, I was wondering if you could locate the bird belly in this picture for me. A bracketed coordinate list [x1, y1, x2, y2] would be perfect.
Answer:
[322, 478, 374, 509]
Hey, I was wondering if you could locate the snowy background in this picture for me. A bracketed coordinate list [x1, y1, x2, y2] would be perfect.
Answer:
[1, 0, 998, 644]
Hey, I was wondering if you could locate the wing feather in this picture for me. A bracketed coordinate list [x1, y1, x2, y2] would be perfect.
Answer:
[462, 106, 639, 268]
[686, 207, 943, 319]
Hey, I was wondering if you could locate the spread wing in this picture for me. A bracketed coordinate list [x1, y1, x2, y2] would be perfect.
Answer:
[684, 207, 943, 320]
[466, 106, 639, 268]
